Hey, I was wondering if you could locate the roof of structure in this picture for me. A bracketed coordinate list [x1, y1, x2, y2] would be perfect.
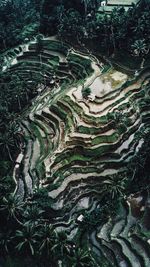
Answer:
[98, 6, 129, 13]
[107, 0, 140, 6]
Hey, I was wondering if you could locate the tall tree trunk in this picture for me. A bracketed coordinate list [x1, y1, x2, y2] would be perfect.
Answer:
[140, 58, 145, 69]
[84, 0, 88, 17]
[17, 96, 21, 111]
[25, 91, 29, 102]
[6, 145, 13, 161]
[3, 39, 7, 50]
[111, 25, 116, 57]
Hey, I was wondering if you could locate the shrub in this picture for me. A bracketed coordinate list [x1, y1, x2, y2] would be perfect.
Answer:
[82, 87, 91, 99]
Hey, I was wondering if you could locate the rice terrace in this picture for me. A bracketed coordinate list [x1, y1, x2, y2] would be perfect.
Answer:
[0, 1, 150, 267]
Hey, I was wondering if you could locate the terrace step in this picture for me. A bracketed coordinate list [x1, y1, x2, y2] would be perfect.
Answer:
[111, 219, 126, 238]
[101, 239, 130, 267]
[112, 238, 141, 267]
[130, 234, 150, 267]
[97, 219, 113, 241]
[9, 37, 150, 267]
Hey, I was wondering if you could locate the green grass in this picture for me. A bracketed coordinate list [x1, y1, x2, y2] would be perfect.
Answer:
[53, 152, 91, 167]
[68, 53, 93, 75]
[77, 125, 109, 135]
[101, 64, 111, 74]
[29, 40, 70, 55]
[92, 132, 118, 146]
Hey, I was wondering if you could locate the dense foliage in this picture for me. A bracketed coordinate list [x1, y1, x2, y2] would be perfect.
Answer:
[0, 0, 39, 51]
[0, 0, 150, 57]
[0, 71, 45, 179]
[40, 0, 150, 57]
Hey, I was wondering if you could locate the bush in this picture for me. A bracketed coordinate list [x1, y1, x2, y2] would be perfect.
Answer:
[82, 87, 91, 99]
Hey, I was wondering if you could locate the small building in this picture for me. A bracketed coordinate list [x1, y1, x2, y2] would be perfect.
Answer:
[77, 214, 84, 222]
[101, 1, 107, 6]
[98, 0, 140, 14]
[107, 0, 140, 6]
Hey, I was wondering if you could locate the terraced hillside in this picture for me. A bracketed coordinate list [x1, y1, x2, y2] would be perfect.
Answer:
[4, 36, 150, 266]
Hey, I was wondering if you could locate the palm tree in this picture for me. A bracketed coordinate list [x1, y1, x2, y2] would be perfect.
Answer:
[131, 39, 149, 68]
[6, 119, 24, 150]
[0, 176, 14, 199]
[131, 39, 149, 57]
[38, 223, 57, 257]
[0, 230, 13, 255]
[23, 204, 44, 227]
[52, 231, 73, 264]
[7, 120, 20, 134]
[68, 247, 95, 267]
[102, 173, 127, 200]
[0, 194, 23, 225]
[15, 225, 39, 256]
[0, 131, 15, 161]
